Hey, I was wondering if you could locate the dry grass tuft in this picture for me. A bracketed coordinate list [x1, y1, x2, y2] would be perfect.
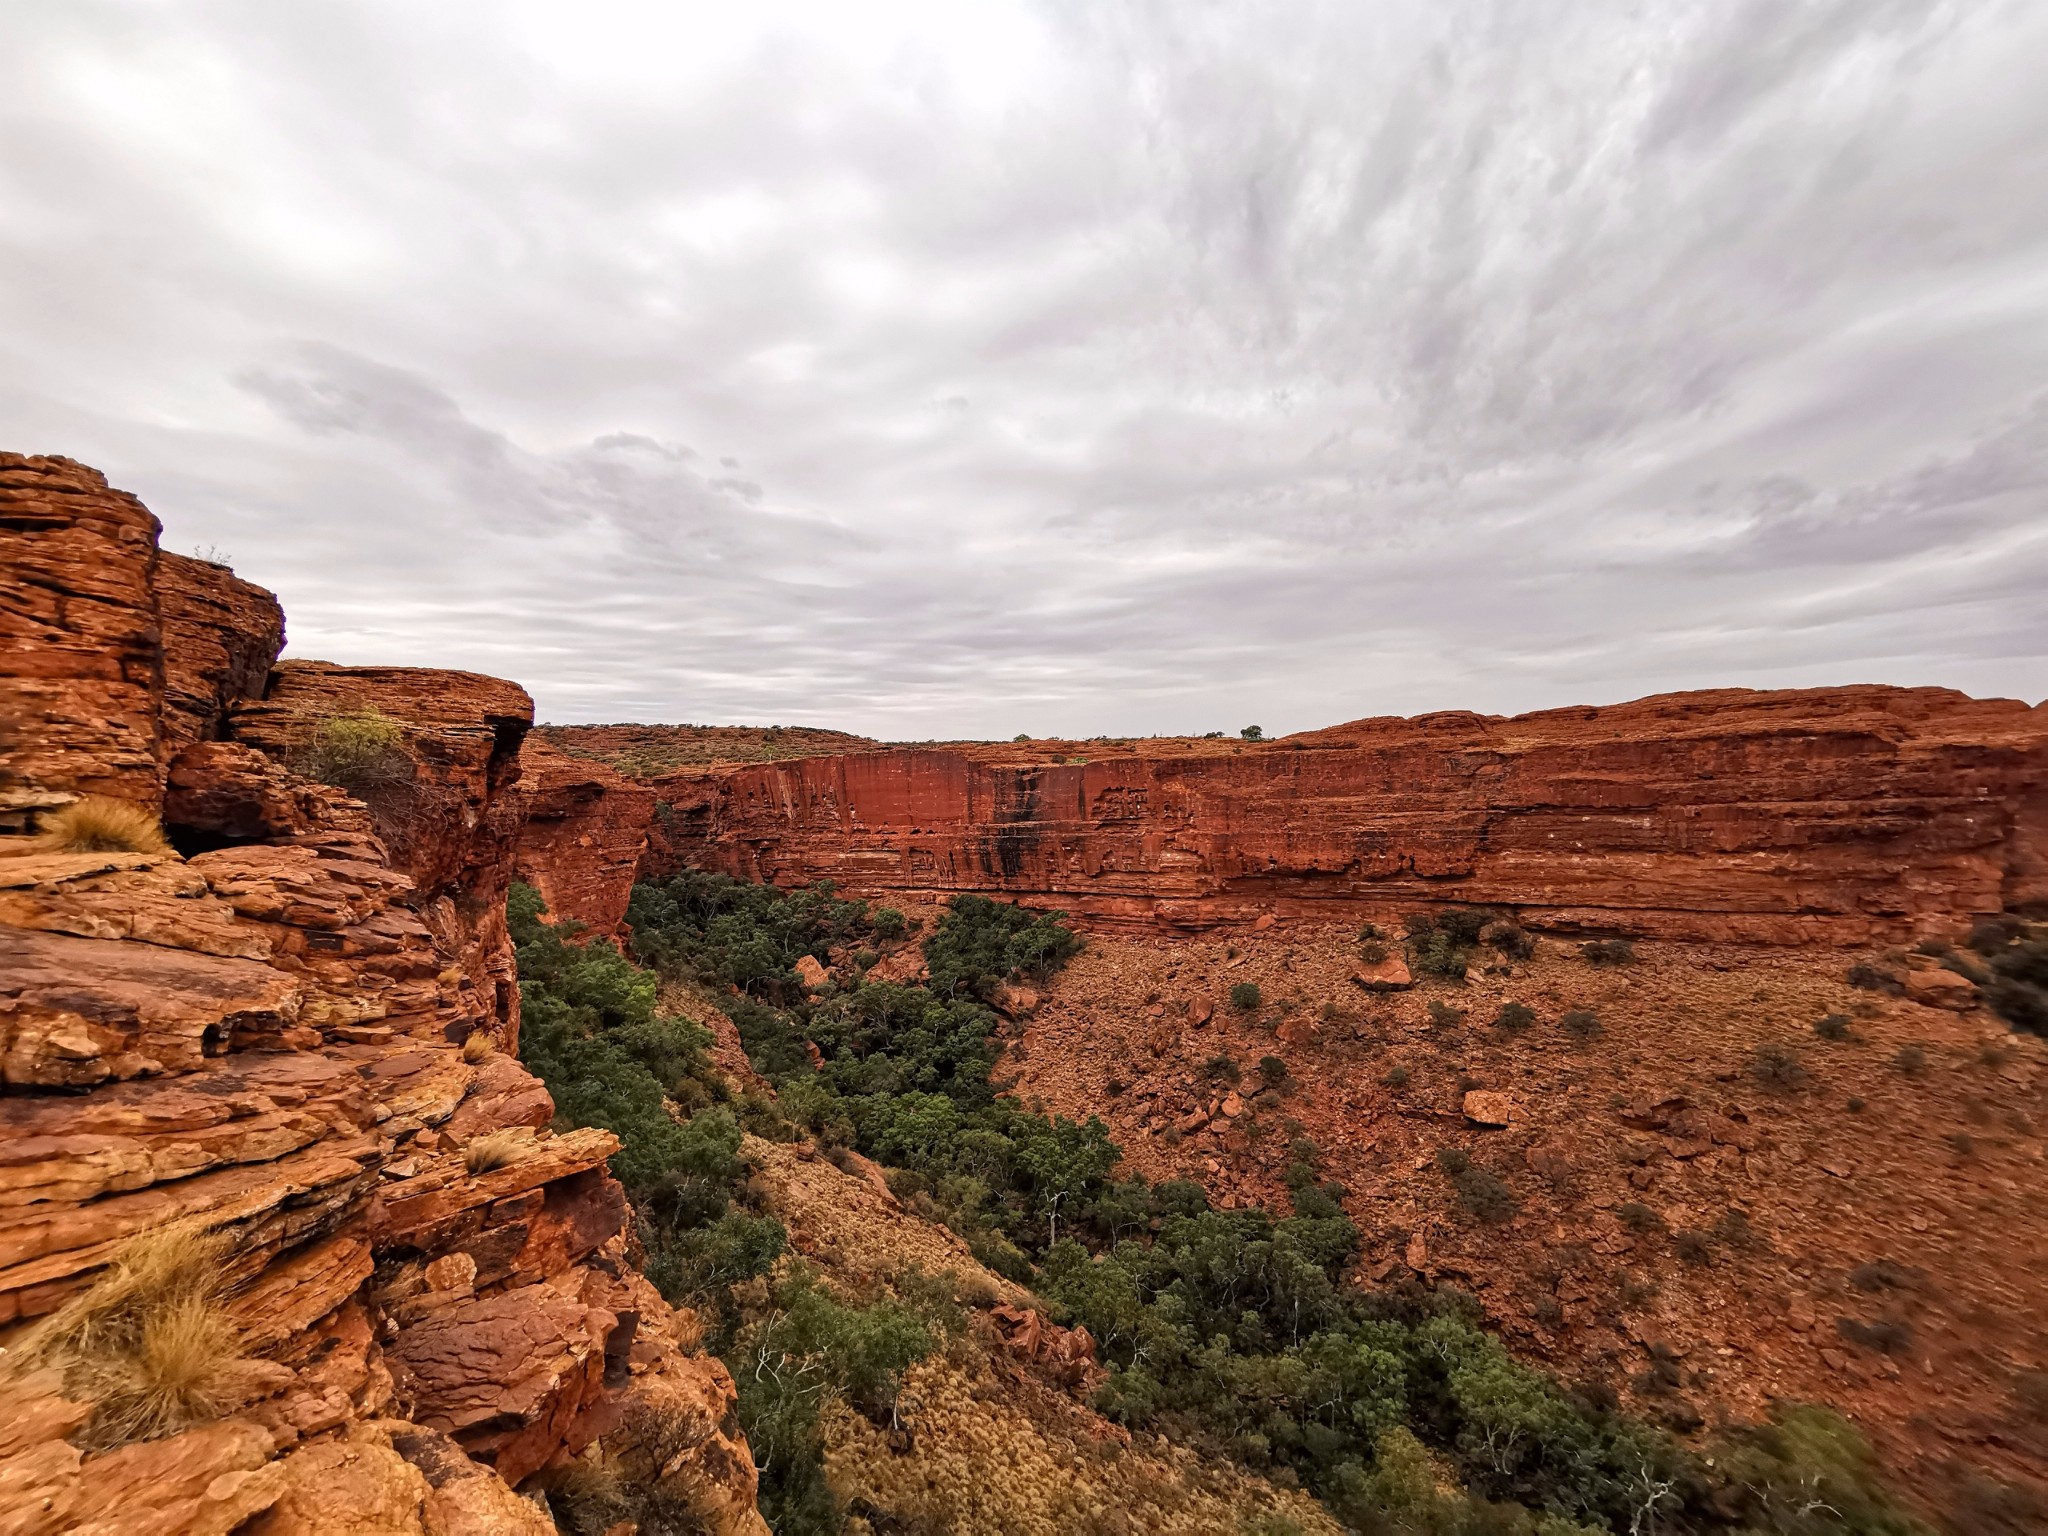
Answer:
[15, 796, 173, 857]
[6, 1224, 246, 1449]
[464, 1127, 528, 1175]
[461, 1031, 495, 1064]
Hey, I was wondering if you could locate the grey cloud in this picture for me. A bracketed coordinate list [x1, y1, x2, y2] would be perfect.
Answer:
[0, 0, 2043, 738]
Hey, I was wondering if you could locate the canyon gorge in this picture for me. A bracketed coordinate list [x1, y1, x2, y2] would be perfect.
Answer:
[5, 454, 2047, 1534]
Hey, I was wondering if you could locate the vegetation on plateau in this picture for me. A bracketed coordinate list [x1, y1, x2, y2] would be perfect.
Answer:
[512, 874, 1927, 1535]
[290, 707, 411, 798]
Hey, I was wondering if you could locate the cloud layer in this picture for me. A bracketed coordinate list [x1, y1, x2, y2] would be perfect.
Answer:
[3, 0, 2044, 735]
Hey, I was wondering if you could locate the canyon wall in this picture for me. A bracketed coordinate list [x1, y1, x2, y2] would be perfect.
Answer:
[613, 686, 2048, 944]
[514, 737, 656, 943]
[0, 456, 764, 1535]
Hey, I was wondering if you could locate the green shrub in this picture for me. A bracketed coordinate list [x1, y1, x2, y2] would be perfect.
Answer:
[1713, 1209, 1760, 1250]
[1406, 910, 1483, 980]
[1673, 1230, 1712, 1265]
[1492, 1001, 1537, 1035]
[1848, 962, 1903, 995]
[870, 906, 907, 940]
[1436, 1148, 1517, 1223]
[291, 709, 409, 797]
[732, 1266, 938, 1532]
[1813, 1012, 1852, 1041]
[1560, 1008, 1603, 1041]
[1231, 982, 1263, 1012]
[1481, 919, 1534, 960]
[1617, 1202, 1663, 1233]
[1893, 1043, 1928, 1075]
[1835, 1317, 1913, 1356]
[646, 1209, 788, 1303]
[923, 894, 1079, 999]
[1257, 1055, 1289, 1088]
[1240, 725, 1263, 741]
[1580, 938, 1636, 967]
[1749, 1042, 1808, 1092]
[1979, 930, 2048, 1036]
[511, 883, 726, 1195]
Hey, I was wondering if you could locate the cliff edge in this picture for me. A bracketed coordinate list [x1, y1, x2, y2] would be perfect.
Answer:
[0, 454, 766, 1535]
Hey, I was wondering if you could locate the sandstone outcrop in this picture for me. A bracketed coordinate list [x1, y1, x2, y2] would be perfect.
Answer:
[0, 456, 765, 1535]
[512, 737, 654, 942]
[156, 551, 285, 762]
[0, 455, 164, 815]
[631, 687, 2048, 944]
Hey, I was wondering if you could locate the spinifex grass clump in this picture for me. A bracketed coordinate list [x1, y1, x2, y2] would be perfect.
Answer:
[16, 796, 172, 856]
[464, 1126, 529, 1174]
[8, 1225, 249, 1449]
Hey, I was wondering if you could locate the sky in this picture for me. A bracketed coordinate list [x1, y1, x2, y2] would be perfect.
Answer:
[3, 1, 2045, 738]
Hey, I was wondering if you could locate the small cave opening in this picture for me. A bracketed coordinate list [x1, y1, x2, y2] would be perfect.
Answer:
[164, 821, 251, 858]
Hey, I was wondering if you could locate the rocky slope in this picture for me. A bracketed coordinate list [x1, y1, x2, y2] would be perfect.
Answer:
[993, 916, 2048, 1521]
[0, 455, 765, 1535]
[593, 688, 2048, 946]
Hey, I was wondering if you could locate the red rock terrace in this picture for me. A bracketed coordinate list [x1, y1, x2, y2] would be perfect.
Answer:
[0, 454, 767, 1534]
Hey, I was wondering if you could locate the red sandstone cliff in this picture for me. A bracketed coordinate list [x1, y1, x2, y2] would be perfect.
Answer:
[625, 687, 2048, 945]
[0, 456, 765, 1535]
[513, 738, 656, 943]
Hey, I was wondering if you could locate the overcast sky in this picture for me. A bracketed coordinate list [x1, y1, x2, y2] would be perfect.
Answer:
[3, 1, 2044, 737]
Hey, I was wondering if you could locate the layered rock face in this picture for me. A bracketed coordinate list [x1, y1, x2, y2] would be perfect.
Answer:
[0, 457, 764, 1535]
[0, 455, 165, 815]
[647, 686, 2048, 944]
[513, 737, 656, 943]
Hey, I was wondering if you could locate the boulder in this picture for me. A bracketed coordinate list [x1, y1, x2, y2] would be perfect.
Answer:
[1462, 1090, 1517, 1127]
[1351, 954, 1414, 991]
[1903, 968, 1976, 1010]
[989, 981, 1040, 1018]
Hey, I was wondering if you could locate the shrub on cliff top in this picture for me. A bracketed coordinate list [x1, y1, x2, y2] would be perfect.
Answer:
[291, 708, 409, 798]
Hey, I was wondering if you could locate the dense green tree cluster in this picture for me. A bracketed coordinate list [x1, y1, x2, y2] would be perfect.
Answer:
[511, 885, 936, 1535]
[626, 868, 879, 997]
[920, 891, 1081, 1000]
